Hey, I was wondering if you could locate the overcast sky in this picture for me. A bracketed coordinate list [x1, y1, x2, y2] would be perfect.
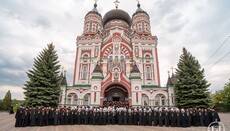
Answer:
[0, 0, 230, 100]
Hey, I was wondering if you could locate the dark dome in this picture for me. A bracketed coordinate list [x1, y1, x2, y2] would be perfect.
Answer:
[102, 9, 132, 27]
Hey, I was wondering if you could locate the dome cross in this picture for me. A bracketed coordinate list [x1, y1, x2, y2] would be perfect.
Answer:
[114, 0, 120, 9]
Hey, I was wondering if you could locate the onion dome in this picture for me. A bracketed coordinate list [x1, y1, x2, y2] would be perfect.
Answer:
[86, 3, 101, 17]
[132, 3, 149, 17]
[102, 9, 132, 27]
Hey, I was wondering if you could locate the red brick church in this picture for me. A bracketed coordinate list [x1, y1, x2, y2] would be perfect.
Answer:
[59, 1, 175, 107]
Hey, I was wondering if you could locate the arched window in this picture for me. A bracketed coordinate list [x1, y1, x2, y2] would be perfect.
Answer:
[146, 67, 151, 80]
[155, 95, 160, 106]
[109, 56, 113, 71]
[145, 54, 150, 60]
[67, 94, 72, 105]
[142, 95, 149, 106]
[120, 56, 124, 72]
[82, 66, 87, 80]
[73, 95, 78, 105]
[161, 95, 166, 106]
[171, 93, 174, 104]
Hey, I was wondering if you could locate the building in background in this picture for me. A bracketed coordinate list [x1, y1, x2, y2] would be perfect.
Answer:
[59, 1, 175, 107]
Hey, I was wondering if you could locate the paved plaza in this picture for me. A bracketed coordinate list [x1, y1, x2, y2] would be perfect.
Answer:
[0, 112, 229, 131]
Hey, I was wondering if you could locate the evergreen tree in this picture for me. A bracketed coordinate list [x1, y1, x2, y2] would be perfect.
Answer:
[3, 90, 12, 110]
[175, 48, 211, 109]
[24, 43, 61, 107]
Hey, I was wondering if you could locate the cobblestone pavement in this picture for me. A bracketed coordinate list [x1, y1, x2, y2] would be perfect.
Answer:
[0, 112, 229, 131]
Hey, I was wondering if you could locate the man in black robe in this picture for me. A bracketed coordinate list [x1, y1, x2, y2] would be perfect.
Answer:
[54, 108, 59, 126]
[133, 108, 138, 125]
[70, 108, 75, 125]
[142, 108, 147, 126]
[180, 109, 187, 127]
[164, 109, 169, 127]
[30, 107, 36, 126]
[128, 108, 133, 125]
[153, 109, 159, 126]
[197, 108, 204, 126]
[138, 108, 143, 125]
[89, 107, 93, 125]
[92, 108, 97, 125]
[85, 107, 89, 125]
[48, 107, 54, 125]
[15, 105, 23, 127]
[204, 109, 210, 127]
[118, 108, 122, 125]
[209, 108, 220, 123]
[158, 109, 164, 126]
[22, 107, 29, 127]
[77, 107, 81, 124]
[59, 108, 65, 125]
[111, 108, 116, 125]
[186, 109, 192, 127]
[170, 109, 177, 127]
[147, 108, 152, 126]
[176, 109, 180, 127]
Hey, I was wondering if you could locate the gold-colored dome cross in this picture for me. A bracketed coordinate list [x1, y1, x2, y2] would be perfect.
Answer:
[114, 0, 120, 9]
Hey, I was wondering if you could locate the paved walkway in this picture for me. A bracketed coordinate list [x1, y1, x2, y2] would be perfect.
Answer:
[0, 112, 229, 131]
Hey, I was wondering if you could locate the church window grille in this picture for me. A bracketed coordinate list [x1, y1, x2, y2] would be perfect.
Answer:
[115, 56, 118, 65]
[155, 95, 160, 106]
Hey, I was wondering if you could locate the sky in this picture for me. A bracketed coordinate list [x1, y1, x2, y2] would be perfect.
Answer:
[0, 0, 230, 100]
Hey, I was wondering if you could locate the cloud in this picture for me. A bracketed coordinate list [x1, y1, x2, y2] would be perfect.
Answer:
[0, 0, 230, 100]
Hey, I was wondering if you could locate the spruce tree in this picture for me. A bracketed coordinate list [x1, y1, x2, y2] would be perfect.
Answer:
[3, 90, 12, 110]
[24, 43, 61, 107]
[175, 48, 211, 109]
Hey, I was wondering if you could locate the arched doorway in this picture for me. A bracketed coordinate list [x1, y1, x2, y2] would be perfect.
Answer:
[103, 85, 129, 107]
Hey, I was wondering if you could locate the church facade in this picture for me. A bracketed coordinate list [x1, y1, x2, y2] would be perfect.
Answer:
[59, 2, 175, 107]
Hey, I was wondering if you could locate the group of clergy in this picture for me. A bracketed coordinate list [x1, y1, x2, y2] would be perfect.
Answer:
[15, 105, 220, 127]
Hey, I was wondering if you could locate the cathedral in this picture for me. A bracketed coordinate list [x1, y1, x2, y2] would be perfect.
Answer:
[59, 1, 175, 107]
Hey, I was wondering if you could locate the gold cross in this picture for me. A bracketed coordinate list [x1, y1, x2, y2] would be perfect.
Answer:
[136, 0, 140, 4]
[94, 0, 98, 4]
[114, 0, 120, 9]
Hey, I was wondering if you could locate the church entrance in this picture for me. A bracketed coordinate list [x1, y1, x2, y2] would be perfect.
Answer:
[103, 85, 129, 107]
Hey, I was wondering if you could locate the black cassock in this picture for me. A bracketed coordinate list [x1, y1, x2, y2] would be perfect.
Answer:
[48, 109, 54, 125]
[186, 112, 192, 127]
[77, 110, 81, 124]
[128, 112, 133, 125]
[158, 112, 164, 126]
[138, 111, 143, 125]
[15, 108, 23, 127]
[53, 110, 59, 126]
[197, 111, 204, 126]
[89, 110, 93, 125]
[30, 109, 36, 126]
[111, 111, 116, 125]
[147, 111, 152, 126]
[204, 111, 210, 126]
[210, 111, 220, 123]
[164, 112, 169, 127]
[118, 111, 122, 125]
[103, 111, 107, 125]
[180, 112, 187, 127]
[59, 110, 65, 125]
[43, 110, 49, 126]
[142, 112, 147, 126]
[170, 111, 177, 127]
[70, 110, 75, 125]
[85, 110, 89, 125]
[123, 111, 127, 125]
[65, 110, 70, 125]
[36, 110, 42, 126]
[153, 111, 159, 126]
[92, 111, 97, 125]
[191, 111, 197, 126]
[133, 111, 138, 125]
[176, 112, 180, 127]
[22, 109, 29, 127]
